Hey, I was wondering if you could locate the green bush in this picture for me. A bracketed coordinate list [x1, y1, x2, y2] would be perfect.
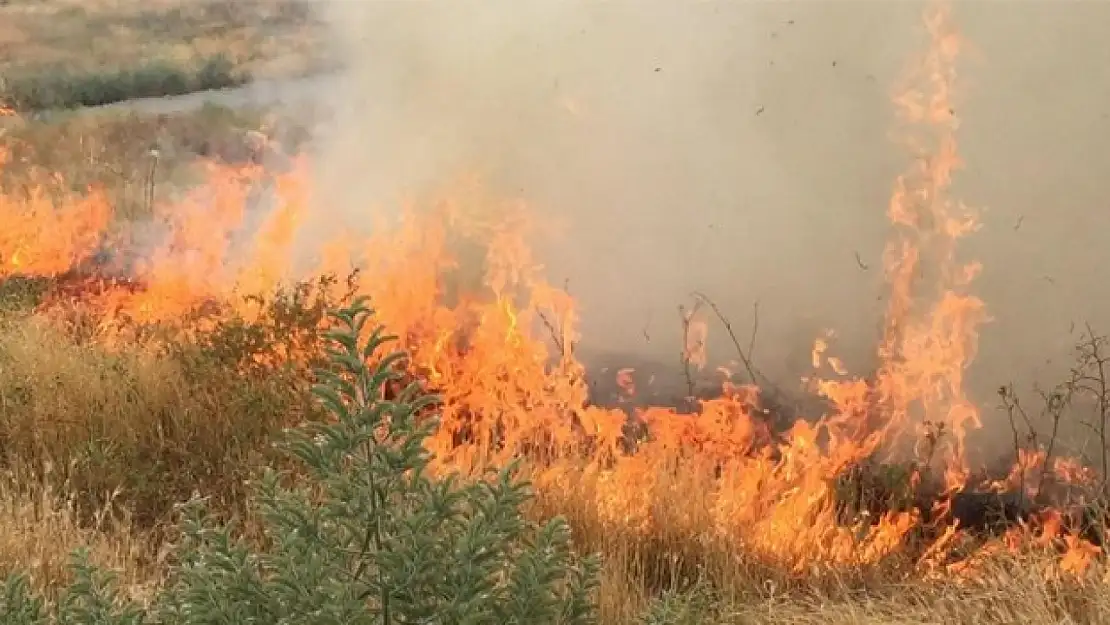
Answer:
[0, 297, 601, 624]
[2, 55, 248, 112]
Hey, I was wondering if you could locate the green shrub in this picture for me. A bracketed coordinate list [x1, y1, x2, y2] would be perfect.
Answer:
[2, 55, 247, 112]
[637, 585, 718, 625]
[0, 297, 601, 624]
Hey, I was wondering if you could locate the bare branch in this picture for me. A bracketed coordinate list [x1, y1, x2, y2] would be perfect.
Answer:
[690, 291, 759, 387]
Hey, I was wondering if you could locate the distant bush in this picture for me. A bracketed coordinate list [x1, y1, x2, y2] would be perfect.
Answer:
[1, 54, 247, 112]
[0, 297, 601, 624]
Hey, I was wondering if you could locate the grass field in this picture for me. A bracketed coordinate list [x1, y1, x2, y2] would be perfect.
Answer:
[0, 0, 326, 111]
[1, 2, 1110, 624]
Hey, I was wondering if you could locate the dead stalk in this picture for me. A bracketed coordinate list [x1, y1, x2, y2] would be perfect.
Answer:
[1037, 387, 1066, 501]
[998, 382, 1067, 505]
[690, 291, 759, 388]
[678, 301, 702, 400]
[999, 384, 1028, 503]
[1070, 325, 1110, 494]
[536, 310, 567, 359]
[145, 147, 159, 215]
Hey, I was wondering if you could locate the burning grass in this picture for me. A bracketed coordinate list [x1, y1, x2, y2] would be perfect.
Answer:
[0, 104, 313, 222]
[1, 2, 1110, 622]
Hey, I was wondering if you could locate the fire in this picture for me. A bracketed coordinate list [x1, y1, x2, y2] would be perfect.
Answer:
[867, 0, 987, 492]
[0, 153, 113, 278]
[0, 0, 1103, 583]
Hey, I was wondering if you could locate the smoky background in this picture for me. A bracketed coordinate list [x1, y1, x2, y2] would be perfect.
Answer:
[299, 0, 1110, 459]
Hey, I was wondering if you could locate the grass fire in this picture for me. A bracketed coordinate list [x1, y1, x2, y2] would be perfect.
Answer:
[1, 1, 1110, 623]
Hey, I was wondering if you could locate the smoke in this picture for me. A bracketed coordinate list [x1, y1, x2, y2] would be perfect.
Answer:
[303, 1, 1110, 450]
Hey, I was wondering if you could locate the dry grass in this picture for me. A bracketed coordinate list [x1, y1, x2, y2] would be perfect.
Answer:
[0, 317, 317, 558]
[528, 456, 1110, 623]
[0, 103, 313, 220]
[0, 0, 327, 110]
[0, 473, 159, 607]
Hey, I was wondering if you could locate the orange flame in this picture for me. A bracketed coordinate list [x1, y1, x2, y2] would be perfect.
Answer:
[865, 0, 988, 494]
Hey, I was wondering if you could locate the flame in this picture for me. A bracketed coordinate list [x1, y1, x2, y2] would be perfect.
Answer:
[0, 153, 113, 278]
[0, 0, 1103, 582]
[866, 0, 987, 495]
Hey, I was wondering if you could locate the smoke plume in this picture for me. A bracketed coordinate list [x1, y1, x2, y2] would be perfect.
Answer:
[304, 1, 1110, 449]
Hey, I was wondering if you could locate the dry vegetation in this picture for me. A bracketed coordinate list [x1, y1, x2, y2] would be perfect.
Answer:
[0, 0, 326, 111]
[2, 2, 1110, 624]
[0, 104, 314, 220]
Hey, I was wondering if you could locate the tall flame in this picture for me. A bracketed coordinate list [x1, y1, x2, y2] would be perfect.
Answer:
[871, 0, 988, 492]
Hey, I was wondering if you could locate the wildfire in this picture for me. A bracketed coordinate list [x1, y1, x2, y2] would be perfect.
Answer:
[0, 0, 1103, 582]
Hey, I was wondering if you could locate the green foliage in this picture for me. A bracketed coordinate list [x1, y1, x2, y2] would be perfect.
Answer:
[1, 297, 601, 624]
[53, 550, 146, 625]
[1, 574, 47, 625]
[637, 585, 717, 625]
[0, 550, 147, 625]
[2, 55, 247, 112]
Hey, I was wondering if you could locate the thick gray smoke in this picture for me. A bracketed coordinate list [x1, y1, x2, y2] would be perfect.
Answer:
[305, 1, 1110, 452]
